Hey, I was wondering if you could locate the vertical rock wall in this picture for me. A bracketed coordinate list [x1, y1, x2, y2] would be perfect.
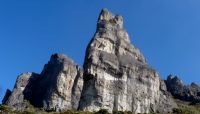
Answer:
[2, 9, 178, 114]
[3, 54, 83, 112]
[79, 9, 176, 113]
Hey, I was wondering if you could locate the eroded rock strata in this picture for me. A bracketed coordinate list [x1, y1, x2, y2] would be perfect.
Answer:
[78, 9, 176, 113]
[33, 54, 83, 111]
[2, 72, 39, 110]
[2, 9, 179, 113]
[3, 54, 83, 112]
[166, 75, 200, 104]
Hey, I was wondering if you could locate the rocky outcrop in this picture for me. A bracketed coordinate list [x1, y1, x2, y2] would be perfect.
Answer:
[2, 54, 83, 112]
[2, 72, 40, 110]
[166, 75, 200, 104]
[78, 9, 176, 113]
[33, 54, 83, 111]
[2, 9, 180, 113]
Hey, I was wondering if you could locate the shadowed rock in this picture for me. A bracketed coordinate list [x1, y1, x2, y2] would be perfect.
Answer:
[166, 75, 200, 104]
[2, 54, 83, 112]
[78, 9, 176, 113]
[2, 9, 179, 113]
[33, 53, 83, 111]
[2, 72, 40, 110]
[2, 89, 12, 104]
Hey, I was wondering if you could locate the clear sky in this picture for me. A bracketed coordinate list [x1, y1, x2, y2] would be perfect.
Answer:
[1, 0, 200, 101]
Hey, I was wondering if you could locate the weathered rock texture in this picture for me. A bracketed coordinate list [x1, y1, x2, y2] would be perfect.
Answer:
[2, 54, 83, 112]
[166, 75, 200, 104]
[2, 72, 40, 110]
[2, 9, 179, 113]
[33, 54, 83, 111]
[78, 9, 176, 113]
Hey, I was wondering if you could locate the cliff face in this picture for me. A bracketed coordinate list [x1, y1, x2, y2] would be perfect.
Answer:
[2, 9, 180, 113]
[2, 72, 39, 110]
[3, 54, 83, 112]
[32, 54, 83, 111]
[78, 9, 176, 113]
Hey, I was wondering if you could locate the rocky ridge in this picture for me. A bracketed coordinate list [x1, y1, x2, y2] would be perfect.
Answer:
[2, 9, 199, 113]
[166, 75, 200, 104]
[3, 54, 83, 112]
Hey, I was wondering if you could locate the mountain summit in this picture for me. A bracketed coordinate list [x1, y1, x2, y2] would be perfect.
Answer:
[3, 9, 199, 113]
[79, 8, 176, 113]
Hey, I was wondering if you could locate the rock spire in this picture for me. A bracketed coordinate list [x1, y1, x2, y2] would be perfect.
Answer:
[2, 9, 179, 114]
[78, 9, 176, 113]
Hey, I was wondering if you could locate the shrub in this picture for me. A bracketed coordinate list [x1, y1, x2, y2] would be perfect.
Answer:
[0, 105, 13, 113]
[113, 110, 133, 114]
[95, 109, 109, 114]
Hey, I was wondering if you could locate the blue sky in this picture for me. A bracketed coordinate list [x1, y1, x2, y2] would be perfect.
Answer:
[1, 0, 200, 101]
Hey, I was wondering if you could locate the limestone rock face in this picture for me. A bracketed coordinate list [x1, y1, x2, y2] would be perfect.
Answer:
[2, 54, 83, 112]
[166, 75, 200, 104]
[2, 9, 180, 113]
[33, 54, 83, 111]
[2, 72, 40, 110]
[78, 9, 176, 113]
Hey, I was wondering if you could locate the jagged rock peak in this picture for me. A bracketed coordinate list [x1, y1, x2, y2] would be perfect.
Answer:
[167, 75, 184, 85]
[191, 82, 199, 87]
[98, 8, 123, 28]
[2, 9, 180, 114]
[79, 9, 176, 113]
[50, 53, 75, 64]
[14, 72, 40, 89]
[2, 72, 40, 110]
[2, 53, 83, 112]
[96, 9, 129, 44]
[33, 53, 83, 111]
[166, 75, 200, 104]
[92, 9, 146, 63]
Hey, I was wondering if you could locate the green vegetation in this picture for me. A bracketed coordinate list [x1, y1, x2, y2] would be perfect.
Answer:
[1, 103, 200, 114]
[0, 106, 133, 114]
[112, 110, 133, 114]
[172, 104, 200, 114]
[0, 105, 13, 113]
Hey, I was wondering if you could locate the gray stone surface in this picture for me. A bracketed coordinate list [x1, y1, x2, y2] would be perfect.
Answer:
[78, 9, 176, 113]
[166, 75, 200, 104]
[33, 54, 83, 112]
[2, 72, 40, 110]
[2, 9, 179, 113]
[2, 54, 83, 112]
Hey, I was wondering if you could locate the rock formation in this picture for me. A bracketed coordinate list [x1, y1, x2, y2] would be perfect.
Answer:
[2, 72, 40, 110]
[78, 9, 176, 113]
[2, 9, 179, 113]
[166, 75, 200, 104]
[2, 54, 83, 112]
[2, 89, 12, 105]
[32, 54, 83, 111]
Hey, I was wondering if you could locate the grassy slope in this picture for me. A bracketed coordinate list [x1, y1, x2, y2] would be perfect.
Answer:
[1, 99, 200, 114]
